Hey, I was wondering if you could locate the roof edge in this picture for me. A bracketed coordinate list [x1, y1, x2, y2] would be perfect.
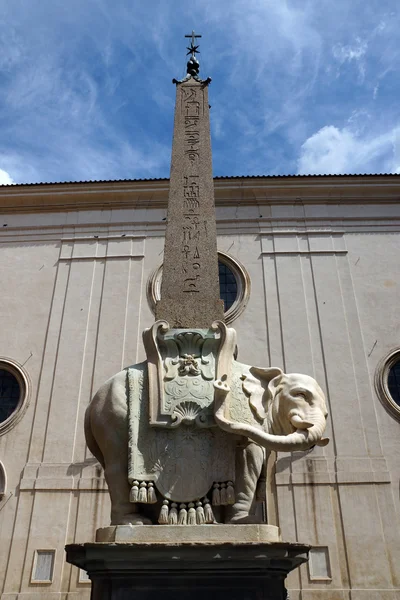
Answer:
[1, 172, 400, 189]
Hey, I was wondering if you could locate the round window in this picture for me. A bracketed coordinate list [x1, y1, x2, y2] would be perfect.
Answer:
[147, 251, 250, 325]
[387, 361, 400, 407]
[0, 370, 21, 423]
[0, 359, 29, 436]
[218, 261, 237, 312]
[375, 349, 400, 421]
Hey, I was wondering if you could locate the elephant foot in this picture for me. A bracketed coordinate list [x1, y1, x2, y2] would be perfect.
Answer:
[111, 513, 152, 526]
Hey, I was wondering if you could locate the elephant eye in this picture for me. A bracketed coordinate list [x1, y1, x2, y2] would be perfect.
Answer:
[294, 390, 307, 400]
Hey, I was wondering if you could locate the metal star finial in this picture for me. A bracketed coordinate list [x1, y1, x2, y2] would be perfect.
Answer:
[172, 30, 211, 86]
[185, 30, 201, 58]
[186, 42, 200, 57]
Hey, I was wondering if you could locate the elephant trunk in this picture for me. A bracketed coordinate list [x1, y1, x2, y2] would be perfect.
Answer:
[214, 380, 327, 452]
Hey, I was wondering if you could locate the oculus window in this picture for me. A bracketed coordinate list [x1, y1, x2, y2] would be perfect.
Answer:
[218, 261, 237, 312]
[375, 349, 400, 421]
[0, 370, 20, 423]
[0, 359, 30, 436]
[387, 361, 400, 406]
[147, 251, 250, 325]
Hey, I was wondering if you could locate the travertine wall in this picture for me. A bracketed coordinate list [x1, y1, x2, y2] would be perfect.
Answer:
[0, 177, 399, 599]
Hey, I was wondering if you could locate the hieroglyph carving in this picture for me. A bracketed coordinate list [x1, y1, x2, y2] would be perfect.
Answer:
[181, 86, 204, 294]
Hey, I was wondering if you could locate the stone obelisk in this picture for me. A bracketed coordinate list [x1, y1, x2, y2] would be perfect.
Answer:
[155, 31, 224, 327]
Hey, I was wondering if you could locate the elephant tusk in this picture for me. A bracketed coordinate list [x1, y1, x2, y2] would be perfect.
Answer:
[290, 415, 314, 430]
[316, 437, 330, 447]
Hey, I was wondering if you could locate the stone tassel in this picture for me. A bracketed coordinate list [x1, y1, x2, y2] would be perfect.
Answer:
[138, 481, 148, 503]
[168, 502, 178, 524]
[147, 482, 157, 504]
[212, 483, 221, 506]
[158, 499, 169, 524]
[203, 499, 215, 524]
[196, 501, 205, 524]
[220, 482, 227, 505]
[178, 503, 187, 525]
[130, 480, 139, 503]
[187, 502, 196, 525]
[226, 481, 235, 505]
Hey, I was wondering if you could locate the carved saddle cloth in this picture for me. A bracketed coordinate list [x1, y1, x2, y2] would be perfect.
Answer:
[127, 362, 236, 504]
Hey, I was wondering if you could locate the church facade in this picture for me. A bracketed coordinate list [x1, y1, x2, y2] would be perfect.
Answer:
[0, 174, 399, 598]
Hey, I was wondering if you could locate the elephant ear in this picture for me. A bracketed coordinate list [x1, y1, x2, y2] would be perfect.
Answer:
[243, 367, 283, 420]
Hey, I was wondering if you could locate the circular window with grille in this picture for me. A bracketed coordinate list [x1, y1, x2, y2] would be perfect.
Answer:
[0, 359, 30, 436]
[147, 251, 250, 325]
[375, 349, 400, 421]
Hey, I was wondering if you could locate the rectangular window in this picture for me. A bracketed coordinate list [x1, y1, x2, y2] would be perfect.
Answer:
[31, 549, 55, 583]
[308, 546, 331, 580]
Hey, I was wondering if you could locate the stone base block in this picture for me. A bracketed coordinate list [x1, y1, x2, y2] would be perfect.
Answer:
[66, 527, 310, 600]
[95, 523, 282, 543]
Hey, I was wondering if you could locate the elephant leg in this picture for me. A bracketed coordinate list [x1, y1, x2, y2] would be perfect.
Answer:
[89, 378, 152, 525]
[226, 441, 264, 524]
[105, 462, 152, 526]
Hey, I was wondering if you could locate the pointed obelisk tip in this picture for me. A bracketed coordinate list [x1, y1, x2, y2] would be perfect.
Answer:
[156, 30, 224, 328]
[172, 30, 211, 85]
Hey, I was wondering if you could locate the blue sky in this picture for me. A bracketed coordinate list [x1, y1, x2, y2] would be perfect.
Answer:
[1, 0, 400, 184]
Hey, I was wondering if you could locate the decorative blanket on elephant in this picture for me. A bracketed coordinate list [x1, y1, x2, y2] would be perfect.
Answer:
[127, 363, 237, 505]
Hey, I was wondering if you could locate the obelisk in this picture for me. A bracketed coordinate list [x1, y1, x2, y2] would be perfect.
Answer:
[155, 31, 224, 327]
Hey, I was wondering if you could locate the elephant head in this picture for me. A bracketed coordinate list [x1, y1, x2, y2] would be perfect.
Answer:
[214, 367, 329, 453]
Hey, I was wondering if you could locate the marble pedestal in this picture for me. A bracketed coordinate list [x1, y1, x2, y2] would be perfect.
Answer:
[66, 525, 310, 600]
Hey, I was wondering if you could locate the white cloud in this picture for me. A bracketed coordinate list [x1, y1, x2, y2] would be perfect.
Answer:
[0, 168, 14, 185]
[333, 38, 367, 63]
[297, 125, 400, 175]
[332, 37, 367, 81]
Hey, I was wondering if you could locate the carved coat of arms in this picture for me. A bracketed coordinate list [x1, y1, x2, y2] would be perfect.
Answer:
[127, 322, 237, 512]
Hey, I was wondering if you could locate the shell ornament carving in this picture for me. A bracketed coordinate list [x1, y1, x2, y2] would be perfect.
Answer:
[170, 400, 208, 427]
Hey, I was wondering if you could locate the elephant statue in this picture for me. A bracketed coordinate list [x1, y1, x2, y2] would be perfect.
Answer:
[85, 322, 329, 526]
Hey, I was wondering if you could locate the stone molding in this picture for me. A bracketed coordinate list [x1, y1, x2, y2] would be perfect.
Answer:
[20, 471, 391, 490]
[275, 471, 391, 485]
[66, 538, 310, 599]
[0, 217, 398, 240]
[20, 463, 107, 491]
[275, 456, 391, 485]
[1, 175, 400, 213]
[95, 524, 282, 543]
[18, 458, 391, 491]
[261, 250, 348, 255]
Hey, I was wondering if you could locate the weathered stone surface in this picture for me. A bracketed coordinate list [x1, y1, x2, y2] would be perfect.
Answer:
[66, 540, 310, 599]
[155, 78, 224, 327]
[95, 523, 282, 543]
[85, 326, 328, 526]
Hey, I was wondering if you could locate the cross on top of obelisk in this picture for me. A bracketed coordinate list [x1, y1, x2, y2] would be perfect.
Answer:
[185, 30, 201, 57]
[173, 30, 210, 85]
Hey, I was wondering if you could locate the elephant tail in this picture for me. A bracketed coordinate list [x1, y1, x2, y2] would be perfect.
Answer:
[84, 404, 105, 469]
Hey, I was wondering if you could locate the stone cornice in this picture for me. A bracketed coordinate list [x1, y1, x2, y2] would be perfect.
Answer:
[0, 175, 399, 213]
